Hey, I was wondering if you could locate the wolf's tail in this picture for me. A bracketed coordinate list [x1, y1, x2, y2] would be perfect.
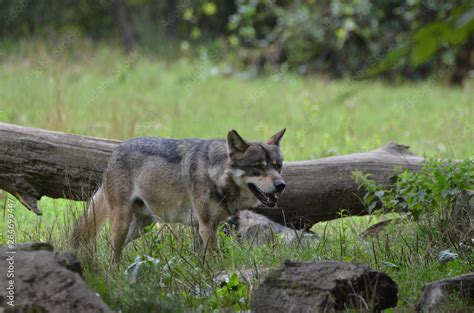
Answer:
[71, 185, 109, 248]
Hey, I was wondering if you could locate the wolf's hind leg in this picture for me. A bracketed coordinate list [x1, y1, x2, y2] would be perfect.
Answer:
[109, 202, 134, 263]
[72, 186, 109, 248]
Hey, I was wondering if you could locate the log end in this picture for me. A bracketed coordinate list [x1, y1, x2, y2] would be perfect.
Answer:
[11, 191, 43, 215]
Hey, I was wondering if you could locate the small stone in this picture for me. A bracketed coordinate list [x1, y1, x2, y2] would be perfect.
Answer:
[438, 250, 458, 263]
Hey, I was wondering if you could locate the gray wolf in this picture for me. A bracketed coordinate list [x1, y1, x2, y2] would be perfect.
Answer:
[72, 129, 286, 261]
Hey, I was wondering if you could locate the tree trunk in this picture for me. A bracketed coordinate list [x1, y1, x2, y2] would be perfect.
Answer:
[0, 122, 424, 227]
[449, 34, 473, 85]
[112, 0, 138, 54]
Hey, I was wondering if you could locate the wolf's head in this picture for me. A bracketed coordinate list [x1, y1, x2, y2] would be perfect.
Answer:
[226, 129, 286, 207]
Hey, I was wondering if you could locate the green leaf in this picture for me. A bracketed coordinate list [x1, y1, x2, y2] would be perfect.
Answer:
[191, 27, 201, 39]
[411, 37, 437, 66]
[202, 2, 217, 16]
[183, 8, 193, 21]
[228, 273, 239, 287]
[368, 201, 377, 214]
[454, 7, 474, 28]
[412, 22, 447, 42]
[375, 190, 385, 199]
[367, 45, 409, 75]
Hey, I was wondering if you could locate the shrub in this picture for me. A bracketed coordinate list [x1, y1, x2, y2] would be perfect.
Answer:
[356, 159, 473, 218]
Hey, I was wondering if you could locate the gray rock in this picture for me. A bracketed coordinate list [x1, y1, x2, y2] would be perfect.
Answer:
[225, 210, 318, 245]
[0, 243, 113, 313]
[251, 260, 398, 312]
[416, 273, 474, 312]
[437, 250, 458, 263]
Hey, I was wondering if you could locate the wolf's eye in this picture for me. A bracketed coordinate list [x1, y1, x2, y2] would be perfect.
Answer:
[273, 160, 282, 170]
[253, 164, 266, 171]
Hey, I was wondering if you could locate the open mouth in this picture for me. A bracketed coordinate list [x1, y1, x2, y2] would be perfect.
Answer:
[247, 183, 279, 207]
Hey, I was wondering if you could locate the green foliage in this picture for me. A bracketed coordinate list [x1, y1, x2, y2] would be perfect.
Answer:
[1, 0, 472, 80]
[208, 273, 248, 311]
[229, 0, 473, 81]
[230, 0, 387, 75]
[356, 159, 474, 220]
[372, 3, 474, 75]
[0, 0, 233, 41]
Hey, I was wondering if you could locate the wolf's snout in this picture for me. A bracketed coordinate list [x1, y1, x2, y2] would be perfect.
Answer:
[274, 181, 286, 193]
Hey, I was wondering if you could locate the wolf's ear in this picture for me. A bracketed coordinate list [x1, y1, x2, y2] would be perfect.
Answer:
[227, 129, 249, 155]
[267, 128, 286, 146]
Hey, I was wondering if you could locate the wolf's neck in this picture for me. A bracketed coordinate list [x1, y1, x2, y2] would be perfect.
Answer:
[216, 172, 240, 201]
[216, 172, 256, 214]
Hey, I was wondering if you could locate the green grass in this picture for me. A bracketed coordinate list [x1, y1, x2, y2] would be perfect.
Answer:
[0, 39, 473, 312]
[2, 197, 472, 312]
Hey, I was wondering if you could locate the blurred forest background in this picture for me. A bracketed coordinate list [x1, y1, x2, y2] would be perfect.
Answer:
[1, 0, 473, 84]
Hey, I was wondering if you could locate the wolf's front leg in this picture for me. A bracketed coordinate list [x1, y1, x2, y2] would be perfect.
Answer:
[198, 221, 218, 254]
[191, 189, 229, 255]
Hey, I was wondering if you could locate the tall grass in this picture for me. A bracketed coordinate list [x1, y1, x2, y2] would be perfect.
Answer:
[1, 195, 471, 312]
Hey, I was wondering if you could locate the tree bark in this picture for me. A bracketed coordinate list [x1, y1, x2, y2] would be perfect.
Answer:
[449, 34, 473, 86]
[112, 0, 138, 54]
[0, 122, 424, 227]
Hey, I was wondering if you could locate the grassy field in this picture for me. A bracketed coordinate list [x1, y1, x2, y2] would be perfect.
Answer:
[0, 40, 473, 312]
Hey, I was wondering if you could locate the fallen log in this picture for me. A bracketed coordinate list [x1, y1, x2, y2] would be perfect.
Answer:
[0, 122, 118, 215]
[0, 122, 424, 228]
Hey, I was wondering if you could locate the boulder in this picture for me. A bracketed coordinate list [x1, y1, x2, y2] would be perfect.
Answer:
[224, 210, 318, 245]
[416, 273, 474, 312]
[251, 260, 398, 312]
[0, 243, 113, 313]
